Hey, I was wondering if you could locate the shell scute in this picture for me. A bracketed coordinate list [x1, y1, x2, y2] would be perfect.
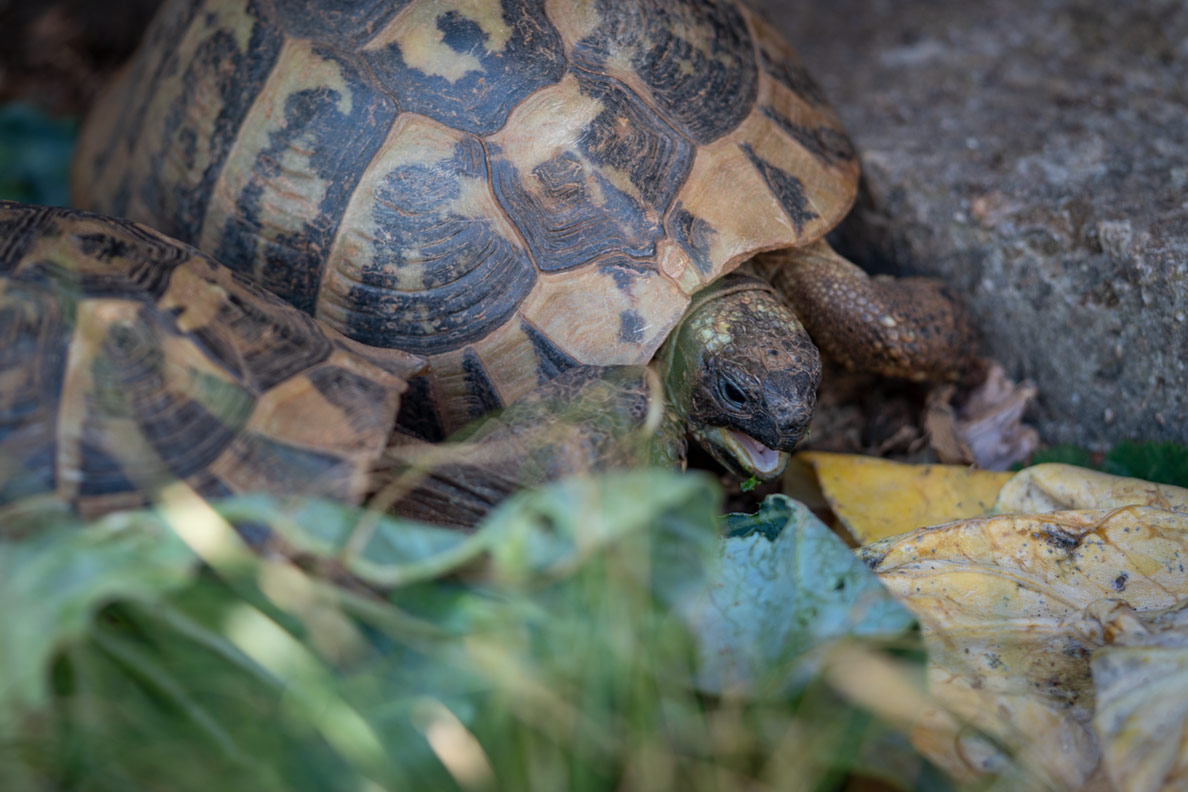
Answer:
[749, 11, 831, 109]
[203, 38, 399, 315]
[568, 0, 758, 145]
[135, 0, 284, 243]
[487, 69, 694, 272]
[0, 279, 71, 504]
[317, 116, 536, 355]
[362, 0, 566, 136]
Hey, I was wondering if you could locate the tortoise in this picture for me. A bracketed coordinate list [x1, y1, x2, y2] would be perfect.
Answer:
[72, 0, 977, 483]
[0, 201, 423, 521]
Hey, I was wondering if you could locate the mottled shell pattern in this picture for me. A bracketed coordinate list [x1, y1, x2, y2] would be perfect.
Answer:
[0, 202, 422, 519]
[73, 0, 859, 436]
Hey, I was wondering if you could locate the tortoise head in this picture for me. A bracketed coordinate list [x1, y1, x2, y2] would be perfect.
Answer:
[662, 272, 822, 481]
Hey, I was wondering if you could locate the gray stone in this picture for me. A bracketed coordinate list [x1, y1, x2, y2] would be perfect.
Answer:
[755, 0, 1188, 448]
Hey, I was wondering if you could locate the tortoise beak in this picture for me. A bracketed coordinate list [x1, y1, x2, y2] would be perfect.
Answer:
[708, 427, 789, 480]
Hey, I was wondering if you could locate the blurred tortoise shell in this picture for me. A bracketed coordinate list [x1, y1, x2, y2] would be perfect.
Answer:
[0, 201, 423, 519]
[73, 0, 859, 437]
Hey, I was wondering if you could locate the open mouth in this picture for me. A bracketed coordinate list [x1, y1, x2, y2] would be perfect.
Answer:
[718, 428, 789, 479]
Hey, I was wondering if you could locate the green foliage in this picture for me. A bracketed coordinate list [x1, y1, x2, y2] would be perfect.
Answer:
[684, 495, 915, 694]
[1102, 441, 1188, 488]
[0, 103, 78, 206]
[1027, 441, 1188, 488]
[0, 472, 937, 792]
[1025, 444, 1095, 470]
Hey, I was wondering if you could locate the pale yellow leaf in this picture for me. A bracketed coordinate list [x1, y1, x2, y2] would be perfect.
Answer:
[911, 669, 1099, 790]
[995, 463, 1188, 515]
[795, 452, 1012, 544]
[862, 506, 1188, 789]
[1090, 601, 1188, 792]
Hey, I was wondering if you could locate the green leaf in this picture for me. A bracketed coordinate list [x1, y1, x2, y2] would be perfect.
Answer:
[480, 469, 721, 586]
[674, 494, 916, 696]
[0, 510, 198, 736]
[1026, 443, 1095, 470]
[1104, 441, 1188, 488]
[0, 475, 936, 791]
[215, 495, 480, 587]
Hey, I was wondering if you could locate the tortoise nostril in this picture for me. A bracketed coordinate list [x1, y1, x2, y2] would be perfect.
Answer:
[763, 369, 818, 438]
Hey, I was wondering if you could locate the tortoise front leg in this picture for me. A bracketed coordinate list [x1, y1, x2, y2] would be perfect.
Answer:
[754, 240, 978, 382]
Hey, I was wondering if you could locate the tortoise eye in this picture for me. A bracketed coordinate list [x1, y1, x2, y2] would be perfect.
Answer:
[720, 379, 748, 408]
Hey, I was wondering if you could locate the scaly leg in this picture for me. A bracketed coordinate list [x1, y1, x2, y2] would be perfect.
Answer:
[753, 240, 978, 381]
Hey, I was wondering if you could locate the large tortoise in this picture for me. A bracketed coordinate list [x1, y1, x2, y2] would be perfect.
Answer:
[0, 201, 423, 520]
[72, 0, 976, 482]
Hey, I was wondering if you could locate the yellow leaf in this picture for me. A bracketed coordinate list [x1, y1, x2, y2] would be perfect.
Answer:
[995, 463, 1188, 515]
[862, 504, 1188, 788]
[794, 452, 1012, 544]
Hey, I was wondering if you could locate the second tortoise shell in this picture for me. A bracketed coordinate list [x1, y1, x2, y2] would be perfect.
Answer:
[0, 201, 422, 518]
[73, 0, 860, 437]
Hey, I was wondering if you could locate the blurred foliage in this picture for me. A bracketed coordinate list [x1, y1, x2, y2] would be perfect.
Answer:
[1028, 441, 1188, 488]
[1103, 441, 1188, 488]
[0, 103, 78, 206]
[1025, 443, 1095, 470]
[0, 471, 939, 792]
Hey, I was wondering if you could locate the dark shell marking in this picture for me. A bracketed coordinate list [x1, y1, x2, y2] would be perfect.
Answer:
[0, 202, 420, 518]
[73, 0, 860, 432]
[569, 0, 758, 144]
[363, 0, 566, 135]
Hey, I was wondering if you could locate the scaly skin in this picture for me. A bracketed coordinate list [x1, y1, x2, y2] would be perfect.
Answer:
[754, 240, 979, 381]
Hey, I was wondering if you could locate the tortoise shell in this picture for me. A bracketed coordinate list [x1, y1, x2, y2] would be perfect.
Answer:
[0, 201, 423, 519]
[73, 0, 859, 437]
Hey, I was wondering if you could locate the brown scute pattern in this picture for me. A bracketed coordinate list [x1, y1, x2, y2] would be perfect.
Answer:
[72, 0, 860, 426]
[144, 1, 284, 243]
[207, 431, 361, 500]
[0, 279, 71, 504]
[751, 14, 830, 109]
[306, 365, 397, 439]
[88, 308, 253, 480]
[192, 282, 333, 392]
[204, 40, 399, 316]
[362, 0, 566, 136]
[569, 0, 757, 144]
[0, 204, 417, 517]
[759, 107, 856, 168]
[488, 69, 694, 272]
[0, 203, 53, 268]
[327, 132, 537, 355]
[460, 347, 503, 419]
[393, 375, 446, 442]
[754, 242, 979, 381]
[70, 0, 206, 211]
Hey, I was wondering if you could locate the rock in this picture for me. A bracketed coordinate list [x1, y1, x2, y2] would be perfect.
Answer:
[756, 0, 1188, 448]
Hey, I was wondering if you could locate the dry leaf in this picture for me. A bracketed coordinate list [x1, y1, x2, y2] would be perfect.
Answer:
[796, 451, 1011, 544]
[995, 464, 1188, 515]
[862, 505, 1188, 788]
[925, 361, 1039, 471]
[1089, 600, 1188, 792]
